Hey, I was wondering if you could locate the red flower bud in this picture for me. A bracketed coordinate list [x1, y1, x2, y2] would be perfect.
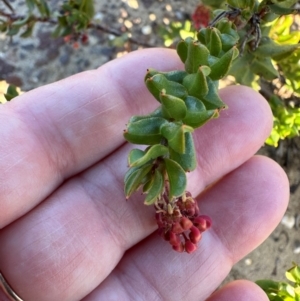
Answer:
[180, 216, 193, 230]
[189, 226, 202, 244]
[185, 240, 197, 254]
[173, 243, 184, 253]
[172, 222, 184, 234]
[169, 231, 181, 247]
[194, 215, 212, 232]
[163, 230, 171, 241]
[185, 201, 196, 216]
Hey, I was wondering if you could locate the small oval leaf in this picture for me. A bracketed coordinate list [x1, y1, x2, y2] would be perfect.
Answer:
[201, 78, 227, 110]
[144, 169, 164, 205]
[164, 158, 187, 199]
[145, 74, 188, 103]
[209, 46, 238, 80]
[185, 39, 210, 73]
[128, 149, 145, 166]
[177, 39, 189, 63]
[160, 93, 187, 121]
[183, 96, 216, 128]
[254, 37, 300, 60]
[161, 122, 193, 154]
[169, 132, 197, 172]
[124, 164, 153, 199]
[209, 28, 222, 57]
[124, 117, 168, 145]
[130, 144, 169, 167]
[183, 66, 210, 98]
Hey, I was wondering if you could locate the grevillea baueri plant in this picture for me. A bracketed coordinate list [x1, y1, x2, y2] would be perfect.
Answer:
[161, 0, 300, 147]
[123, 18, 239, 254]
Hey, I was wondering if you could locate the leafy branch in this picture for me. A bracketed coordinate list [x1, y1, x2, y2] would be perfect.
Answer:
[0, 0, 155, 48]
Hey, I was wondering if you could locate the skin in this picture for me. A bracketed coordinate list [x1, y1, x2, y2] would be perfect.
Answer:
[0, 48, 289, 301]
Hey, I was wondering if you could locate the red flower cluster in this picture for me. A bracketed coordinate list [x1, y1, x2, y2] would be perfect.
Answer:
[191, 4, 211, 30]
[155, 192, 211, 254]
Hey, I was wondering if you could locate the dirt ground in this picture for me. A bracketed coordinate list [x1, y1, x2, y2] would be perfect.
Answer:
[0, 0, 299, 288]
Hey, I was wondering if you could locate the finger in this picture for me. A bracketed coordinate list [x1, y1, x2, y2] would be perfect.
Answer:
[206, 280, 269, 301]
[0, 48, 182, 228]
[81, 157, 289, 301]
[189, 85, 272, 191]
[0, 87, 275, 301]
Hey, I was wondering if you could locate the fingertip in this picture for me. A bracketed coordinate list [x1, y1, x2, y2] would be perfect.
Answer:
[250, 155, 290, 225]
[206, 280, 269, 301]
[220, 85, 273, 142]
[203, 154, 289, 263]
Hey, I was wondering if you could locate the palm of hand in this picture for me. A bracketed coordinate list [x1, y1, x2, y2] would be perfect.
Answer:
[0, 49, 288, 301]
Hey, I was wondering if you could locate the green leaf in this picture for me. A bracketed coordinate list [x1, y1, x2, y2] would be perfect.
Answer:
[169, 132, 197, 172]
[286, 265, 300, 284]
[144, 169, 164, 205]
[229, 51, 257, 86]
[227, 0, 255, 9]
[21, 22, 35, 38]
[124, 164, 153, 199]
[256, 279, 280, 292]
[0, 23, 8, 33]
[254, 37, 300, 60]
[124, 117, 168, 145]
[177, 39, 189, 63]
[26, 0, 35, 11]
[128, 107, 164, 123]
[129, 145, 169, 167]
[209, 46, 239, 80]
[216, 19, 236, 36]
[185, 39, 210, 74]
[145, 69, 188, 84]
[180, 29, 194, 40]
[208, 27, 222, 57]
[183, 96, 216, 128]
[4, 85, 19, 101]
[160, 92, 187, 121]
[124, 166, 139, 184]
[145, 74, 187, 103]
[161, 122, 193, 154]
[271, 0, 298, 8]
[12, 15, 31, 27]
[128, 149, 145, 167]
[250, 57, 278, 81]
[183, 66, 210, 99]
[269, 4, 297, 15]
[164, 158, 187, 199]
[143, 178, 153, 194]
[7, 26, 20, 36]
[34, 0, 50, 17]
[80, 0, 95, 18]
[201, 78, 227, 110]
[220, 33, 240, 52]
[197, 28, 206, 45]
[201, 0, 226, 8]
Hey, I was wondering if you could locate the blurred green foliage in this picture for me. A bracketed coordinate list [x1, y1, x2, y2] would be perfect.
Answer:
[0, 0, 94, 40]
[4, 84, 19, 101]
[257, 264, 300, 301]
[158, 20, 195, 47]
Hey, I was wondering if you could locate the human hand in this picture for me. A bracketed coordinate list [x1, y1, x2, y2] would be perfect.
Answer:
[0, 48, 289, 301]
